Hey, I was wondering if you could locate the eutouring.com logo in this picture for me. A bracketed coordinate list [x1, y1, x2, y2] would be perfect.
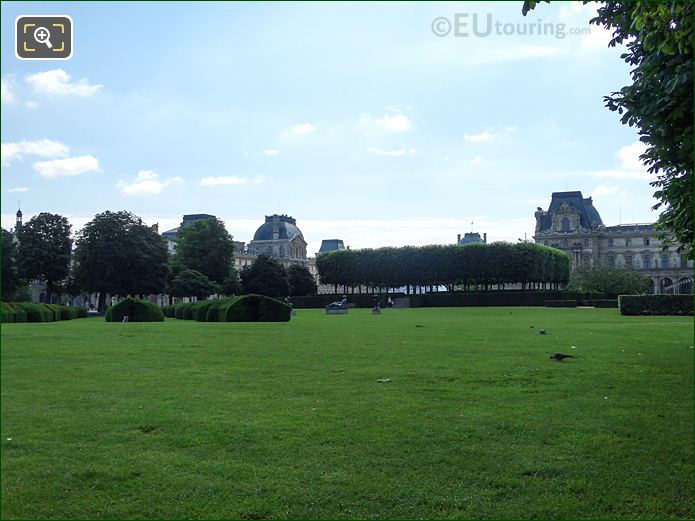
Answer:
[431, 13, 591, 39]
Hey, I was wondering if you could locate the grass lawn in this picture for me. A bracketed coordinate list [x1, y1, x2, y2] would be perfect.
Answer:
[1, 307, 693, 519]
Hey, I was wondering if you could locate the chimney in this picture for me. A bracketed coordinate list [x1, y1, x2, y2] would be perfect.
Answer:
[483, 233, 487, 243]
[457, 233, 461, 243]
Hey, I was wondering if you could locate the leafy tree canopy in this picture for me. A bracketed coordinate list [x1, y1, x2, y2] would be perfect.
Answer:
[240, 254, 290, 297]
[287, 264, 318, 296]
[74, 211, 169, 309]
[175, 218, 235, 285]
[16, 213, 72, 301]
[568, 265, 649, 295]
[2, 228, 23, 301]
[168, 269, 219, 299]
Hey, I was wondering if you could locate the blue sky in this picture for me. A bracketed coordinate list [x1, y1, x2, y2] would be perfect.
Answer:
[1, 1, 658, 254]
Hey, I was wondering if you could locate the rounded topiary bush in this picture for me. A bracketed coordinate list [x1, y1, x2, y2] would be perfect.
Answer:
[105, 298, 164, 322]
[217, 294, 291, 322]
[14, 303, 53, 322]
[191, 300, 216, 321]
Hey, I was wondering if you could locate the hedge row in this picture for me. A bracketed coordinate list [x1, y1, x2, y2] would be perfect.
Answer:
[618, 295, 694, 316]
[164, 295, 291, 322]
[316, 242, 571, 290]
[105, 298, 164, 322]
[290, 291, 618, 309]
[1, 302, 88, 323]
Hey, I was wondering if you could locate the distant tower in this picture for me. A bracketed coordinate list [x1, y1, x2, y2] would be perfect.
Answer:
[15, 208, 22, 231]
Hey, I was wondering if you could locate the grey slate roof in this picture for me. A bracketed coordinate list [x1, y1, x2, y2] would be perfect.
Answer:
[319, 239, 345, 252]
[539, 191, 604, 232]
[253, 214, 304, 241]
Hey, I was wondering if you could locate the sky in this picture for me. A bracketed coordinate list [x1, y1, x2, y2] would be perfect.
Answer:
[1, 1, 659, 255]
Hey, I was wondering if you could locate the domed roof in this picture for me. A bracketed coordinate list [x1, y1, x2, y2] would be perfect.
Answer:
[253, 214, 304, 241]
[459, 232, 483, 245]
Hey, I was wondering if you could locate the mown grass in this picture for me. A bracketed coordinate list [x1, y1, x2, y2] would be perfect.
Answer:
[1, 307, 693, 519]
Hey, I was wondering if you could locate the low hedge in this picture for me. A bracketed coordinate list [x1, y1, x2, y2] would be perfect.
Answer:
[618, 294, 694, 316]
[169, 295, 291, 322]
[105, 298, 164, 322]
[1, 302, 86, 323]
[545, 300, 578, 308]
[1, 303, 27, 323]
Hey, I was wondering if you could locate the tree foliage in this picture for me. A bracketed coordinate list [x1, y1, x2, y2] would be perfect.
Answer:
[168, 269, 219, 299]
[2, 228, 23, 301]
[74, 211, 169, 309]
[569, 265, 650, 295]
[524, 1, 693, 254]
[316, 242, 570, 291]
[287, 264, 318, 296]
[239, 254, 290, 297]
[175, 218, 235, 285]
[16, 213, 72, 301]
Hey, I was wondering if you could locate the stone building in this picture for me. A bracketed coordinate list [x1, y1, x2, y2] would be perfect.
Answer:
[457, 232, 487, 245]
[162, 214, 217, 253]
[533, 191, 693, 294]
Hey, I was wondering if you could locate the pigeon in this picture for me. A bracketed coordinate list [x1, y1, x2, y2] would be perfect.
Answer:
[550, 353, 575, 361]
[539, 329, 547, 335]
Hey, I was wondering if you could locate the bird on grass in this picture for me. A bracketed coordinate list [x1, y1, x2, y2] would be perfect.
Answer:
[550, 353, 575, 361]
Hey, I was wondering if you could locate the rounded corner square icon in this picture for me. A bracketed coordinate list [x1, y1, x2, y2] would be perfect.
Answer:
[16, 15, 73, 60]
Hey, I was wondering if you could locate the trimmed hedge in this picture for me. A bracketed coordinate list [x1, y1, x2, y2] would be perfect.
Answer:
[1, 302, 86, 323]
[168, 295, 291, 322]
[545, 300, 577, 308]
[105, 298, 164, 322]
[619, 294, 694, 316]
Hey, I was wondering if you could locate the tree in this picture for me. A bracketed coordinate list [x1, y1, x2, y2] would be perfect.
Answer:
[220, 269, 242, 296]
[287, 264, 318, 296]
[74, 211, 169, 311]
[523, 1, 693, 255]
[175, 218, 235, 285]
[168, 269, 219, 299]
[568, 265, 649, 295]
[16, 213, 72, 302]
[240, 254, 290, 297]
[2, 228, 23, 301]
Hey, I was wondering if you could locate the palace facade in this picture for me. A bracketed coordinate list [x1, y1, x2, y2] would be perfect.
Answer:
[533, 191, 693, 294]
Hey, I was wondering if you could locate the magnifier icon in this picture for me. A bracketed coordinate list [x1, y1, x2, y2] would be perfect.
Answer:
[33, 26, 53, 49]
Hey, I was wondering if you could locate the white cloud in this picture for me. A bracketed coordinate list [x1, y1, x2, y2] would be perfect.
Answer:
[33, 155, 101, 178]
[367, 147, 419, 157]
[1, 78, 16, 105]
[592, 185, 620, 198]
[469, 155, 483, 165]
[1, 139, 69, 165]
[464, 130, 492, 143]
[464, 46, 563, 65]
[118, 170, 182, 195]
[581, 27, 614, 49]
[26, 69, 102, 97]
[617, 142, 647, 170]
[200, 176, 247, 186]
[288, 123, 315, 135]
[263, 149, 279, 156]
[200, 175, 265, 187]
[7, 187, 29, 193]
[375, 113, 413, 132]
[24, 101, 39, 109]
[591, 170, 648, 180]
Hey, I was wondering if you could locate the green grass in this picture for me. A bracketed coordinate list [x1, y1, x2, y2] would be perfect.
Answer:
[1, 308, 693, 519]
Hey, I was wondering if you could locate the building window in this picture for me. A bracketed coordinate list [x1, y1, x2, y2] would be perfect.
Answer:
[624, 255, 633, 267]
[643, 254, 651, 269]
[279, 246, 285, 257]
[563, 238, 568, 247]
[267, 247, 272, 255]
[583, 238, 590, 247]
[561, 217, 571, 232]
[681, 254, 689, 268]
[582, 255, 591, 268]
[644, 237, 650, 246]
[661, 254, 670, 269]
[625, 238, 632, 247]
[608, 238, 614, 247]
[606, 255, 615, 267]
[543, 240, 548, 246]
